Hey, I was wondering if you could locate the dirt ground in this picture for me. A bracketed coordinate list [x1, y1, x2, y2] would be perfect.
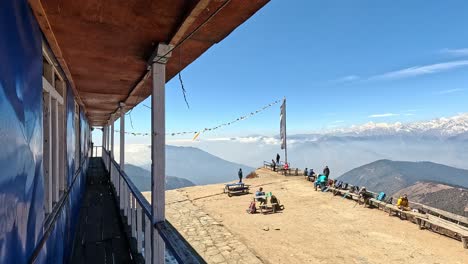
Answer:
[162, 168, 468, 264]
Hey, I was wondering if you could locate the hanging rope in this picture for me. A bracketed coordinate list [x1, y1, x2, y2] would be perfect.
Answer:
[114, 99, 281, 138]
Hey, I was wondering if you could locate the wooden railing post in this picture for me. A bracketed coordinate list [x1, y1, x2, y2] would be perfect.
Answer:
[151, 43, 171, 264]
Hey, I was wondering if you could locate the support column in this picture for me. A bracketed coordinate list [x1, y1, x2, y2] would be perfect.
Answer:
[102, 126, 106, 151]
[120, 103, 125, 170]
[111, 114, 115, 158]
[151, 43, 172, 264]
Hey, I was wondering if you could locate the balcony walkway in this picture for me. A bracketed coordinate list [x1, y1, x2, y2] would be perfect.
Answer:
[70, 157, 134, 264]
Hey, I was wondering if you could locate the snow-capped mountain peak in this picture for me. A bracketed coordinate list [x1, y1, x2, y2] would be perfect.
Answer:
[330, 113, 468, 137]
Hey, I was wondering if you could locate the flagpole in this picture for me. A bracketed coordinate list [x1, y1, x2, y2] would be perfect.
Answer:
[284, 97, 287, 165]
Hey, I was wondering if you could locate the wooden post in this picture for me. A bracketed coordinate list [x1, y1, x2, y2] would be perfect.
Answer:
[151, 43, 172, 264]
[102, 126, 106, 152]
[137, 203, 143, 253]
[120, 103, 125, 170]
[145, 216, 152, 263]
[52, 99, 59, 203]
[58, 80, 66, 193]
[132, 197, 137, 238]
[111, 114, 115, 158]
[43, 92, 53, 214]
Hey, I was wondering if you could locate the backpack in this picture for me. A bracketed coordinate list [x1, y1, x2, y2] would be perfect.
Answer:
[351, 186, 359, 193]
[335, 180, 343, 188]
[247, 201, 256, 214]
[376, 192, 386, 201]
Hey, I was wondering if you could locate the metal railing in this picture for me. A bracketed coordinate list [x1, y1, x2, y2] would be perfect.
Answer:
[101, 147, 204, 263]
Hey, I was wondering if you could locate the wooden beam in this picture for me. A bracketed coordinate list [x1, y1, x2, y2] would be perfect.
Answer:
[169, 0, 212, 45]
[124, 0, 211, 110]
[42, 77, 63, 104]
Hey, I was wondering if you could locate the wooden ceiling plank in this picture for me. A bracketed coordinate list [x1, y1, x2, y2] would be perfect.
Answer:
[28, 0, 86, 111]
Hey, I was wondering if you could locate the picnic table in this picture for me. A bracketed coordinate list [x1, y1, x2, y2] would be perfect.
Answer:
[254, 194, 280, 214]
[223, 183, 250, 197]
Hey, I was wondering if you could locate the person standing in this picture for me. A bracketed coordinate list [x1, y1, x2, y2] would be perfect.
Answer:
[238, 168, 243, 183]
[323, 166, 330, 177]
[276, 153, 280, 164]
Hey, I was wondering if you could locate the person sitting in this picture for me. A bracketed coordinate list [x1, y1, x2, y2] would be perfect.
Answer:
[396, 194, 409, 210]
[255, 187, 266, 205]
[283, 162, 290, 175]
[308, 169, 316, 181]
[314, 174, 328, 191]
[358, 187, 372, 205]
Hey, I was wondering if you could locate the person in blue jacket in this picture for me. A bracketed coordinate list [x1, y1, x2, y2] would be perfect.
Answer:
[314, 174, 328, 191]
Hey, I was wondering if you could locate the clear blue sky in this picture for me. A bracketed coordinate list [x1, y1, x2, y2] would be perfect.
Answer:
[115, 0, 468, 141]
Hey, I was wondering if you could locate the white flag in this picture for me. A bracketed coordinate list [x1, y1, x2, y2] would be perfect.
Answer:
[280, 98, 286, 150]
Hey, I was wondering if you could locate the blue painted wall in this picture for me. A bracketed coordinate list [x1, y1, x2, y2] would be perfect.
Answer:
[0, 1, 90, 263]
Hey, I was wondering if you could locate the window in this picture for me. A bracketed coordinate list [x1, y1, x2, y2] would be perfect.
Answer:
[42, 43, 66, 216]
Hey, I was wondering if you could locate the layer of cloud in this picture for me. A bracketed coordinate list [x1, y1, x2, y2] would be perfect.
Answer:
[368, 113, 400, 118]
[369, 60, 468, 81]
[436, 88, 465, 95]
[333, 75, 360, 83]
[440, 48, 468, 57]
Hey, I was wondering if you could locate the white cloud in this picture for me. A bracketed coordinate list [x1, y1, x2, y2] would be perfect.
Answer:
[441, 48, 468, 57]
[369, 60, 468, 81]
[436, 88, 465, 95]
[333, 75, 360, 83]
[368, 113, 400, 118]
[330, 120, 345, 124]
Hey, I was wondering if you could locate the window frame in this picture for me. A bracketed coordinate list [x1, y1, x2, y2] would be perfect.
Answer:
[42, 43, 67, 220]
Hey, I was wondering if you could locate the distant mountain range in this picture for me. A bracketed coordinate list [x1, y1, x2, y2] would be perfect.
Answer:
[336, 159, 468, 215]
[193, 114, 468, 177]
[123, 145, 255, 185]
[337, 159, 468, 195]
[293, 113, 468, 139]
[124, 164, 195, 192]
[394, 182, 468, 216]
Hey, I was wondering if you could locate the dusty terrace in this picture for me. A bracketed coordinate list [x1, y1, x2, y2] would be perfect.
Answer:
[146, 168, 468, 264]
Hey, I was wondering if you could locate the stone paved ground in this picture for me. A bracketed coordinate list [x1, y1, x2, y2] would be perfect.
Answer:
[165, 190, 263, 264]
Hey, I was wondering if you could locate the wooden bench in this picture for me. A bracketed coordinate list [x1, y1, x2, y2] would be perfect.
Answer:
[416, 216, 468, 249]
[384, 204, 427, 220]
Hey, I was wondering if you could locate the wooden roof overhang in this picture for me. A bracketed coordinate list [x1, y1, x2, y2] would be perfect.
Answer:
[29, 0, 269, 126]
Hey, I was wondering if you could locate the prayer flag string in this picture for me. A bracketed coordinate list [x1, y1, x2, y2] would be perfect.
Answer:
[114, 99, 281, 138]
